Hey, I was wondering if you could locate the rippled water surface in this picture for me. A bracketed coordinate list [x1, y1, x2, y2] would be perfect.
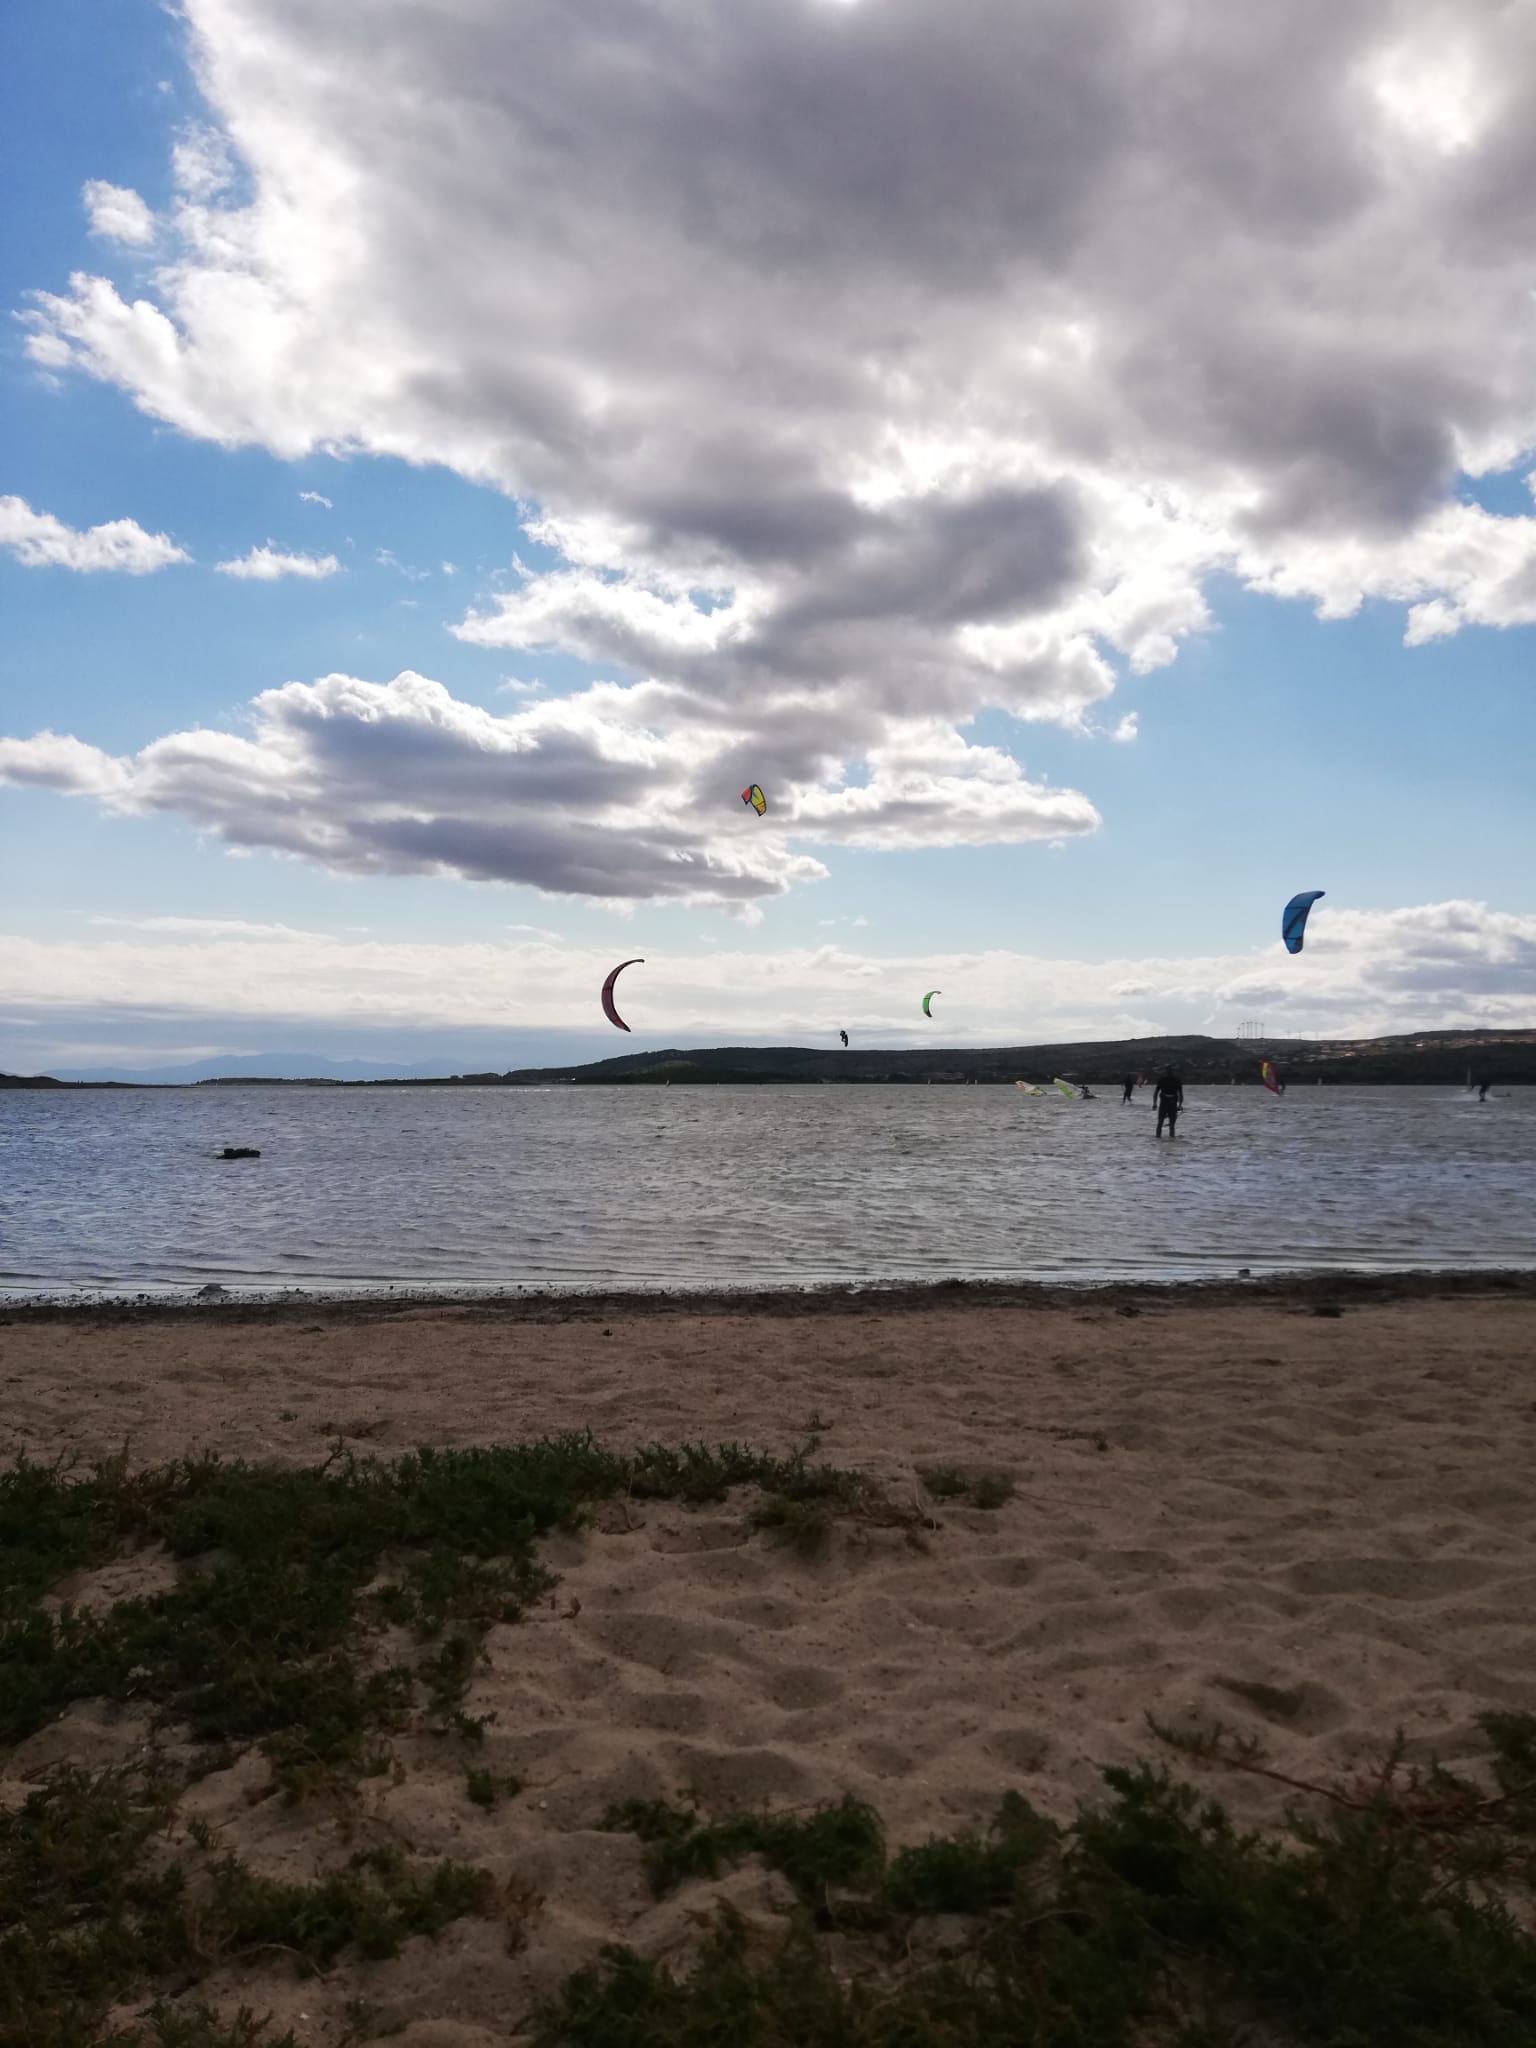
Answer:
[3, 1083, 1534, 1297]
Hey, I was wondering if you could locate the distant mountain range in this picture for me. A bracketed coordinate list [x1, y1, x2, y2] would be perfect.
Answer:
[6, 1028, 1535, 1089]
[43, 1053, 476, 1085]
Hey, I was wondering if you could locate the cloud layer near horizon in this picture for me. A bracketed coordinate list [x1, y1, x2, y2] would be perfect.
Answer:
[4, 902, 1533, 1063]
[13, 0, 1536, 902]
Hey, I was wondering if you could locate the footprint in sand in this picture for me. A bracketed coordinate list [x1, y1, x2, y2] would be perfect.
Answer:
[1284, 1557, 1494, 1599]
[714, 1593, 803, 1632]
[853, 1738, 917, 1778]
[974, 1554, 1040, 1588]
[647, 1516, 754, 1554]
[626, 1688, 713, 1734]
[1210, 1674, 1347, 1733]
[585, 1610, 744, 1677]
[763, 1664, 845, 1711]
[981, 1722, 1055, 1772]
[666, 1742, 817, 1806]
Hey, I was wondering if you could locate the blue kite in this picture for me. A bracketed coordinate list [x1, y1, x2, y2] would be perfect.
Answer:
[1281, 891, 1325, 954]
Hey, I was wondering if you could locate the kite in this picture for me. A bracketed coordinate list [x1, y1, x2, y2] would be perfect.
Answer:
[1261, 1060, 1282, 1095]
[839, 1029, 849, 1047]
[1015, 1081, 1044, 1095]
[921, 990, 941, 1017]
[1282, 890, 1325, 954]
[1052, 1077, 1078, 1100]
[601, 957, 644, 1032]
[741, 784, 767, 816]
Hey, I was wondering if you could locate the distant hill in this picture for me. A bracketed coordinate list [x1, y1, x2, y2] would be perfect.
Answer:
[482, 1029, 1536, 1088]
[10, 1027, 1532, 1089]
[44, 1053, 474, 1085]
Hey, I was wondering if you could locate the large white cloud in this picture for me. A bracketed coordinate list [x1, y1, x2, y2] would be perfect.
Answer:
[15, 0, 1534, 884]
[0, 496, 190, 574]
[0, 669, 1092, 909]
[3, 900, 1533, 1048]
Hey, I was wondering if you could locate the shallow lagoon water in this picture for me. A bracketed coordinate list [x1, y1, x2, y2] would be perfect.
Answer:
[2, 1082, 1533, 1297]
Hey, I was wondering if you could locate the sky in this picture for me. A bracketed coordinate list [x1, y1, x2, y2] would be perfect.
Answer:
[3, 0, 1535, 1076]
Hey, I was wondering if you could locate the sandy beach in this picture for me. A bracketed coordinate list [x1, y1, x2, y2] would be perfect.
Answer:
[5, 1274, 1536, 2044]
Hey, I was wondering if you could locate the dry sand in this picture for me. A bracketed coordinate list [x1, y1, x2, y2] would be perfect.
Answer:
[4, 1275, 1536, 2045]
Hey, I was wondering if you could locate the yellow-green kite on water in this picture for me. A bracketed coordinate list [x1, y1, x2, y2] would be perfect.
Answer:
[1052, 1077, 1078, 1099]
[921, 990, 941, 1017]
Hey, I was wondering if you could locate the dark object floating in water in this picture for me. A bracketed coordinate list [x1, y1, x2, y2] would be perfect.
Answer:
[217, 1146, 261, 1159]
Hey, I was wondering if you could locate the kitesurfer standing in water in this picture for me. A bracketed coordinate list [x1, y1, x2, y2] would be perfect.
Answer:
[1121, 1075, 1135, 1104]
[1153, 1071, 1183, 1139]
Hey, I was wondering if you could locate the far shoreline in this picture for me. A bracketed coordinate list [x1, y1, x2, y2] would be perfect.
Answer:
[5, 1262, 1535, 1327]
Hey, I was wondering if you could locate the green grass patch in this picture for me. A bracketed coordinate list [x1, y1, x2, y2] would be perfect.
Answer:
[140, 2008, 297, 2048]
[581, 1715, 1536, 2047]
[199, 1844, 492, 1968]
[0, 1436, 890, 1798]
[968, 1472, 1014, 1510]
[603, 1793, 886, 1914]
[917, 1464, 1015, 1510]
[1, 1436, 902, 2043]
[465, 1767, 522, 1810]
[915, 1463, 969, 1499]
[0, 1765, 491, 2046]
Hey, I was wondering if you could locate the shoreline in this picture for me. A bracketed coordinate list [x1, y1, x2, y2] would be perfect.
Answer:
[4, 1260, 1536, 1327]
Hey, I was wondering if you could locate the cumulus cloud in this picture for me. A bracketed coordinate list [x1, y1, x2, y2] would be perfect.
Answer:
[1, 662, 1098, 903]
[215, 545, 339, 580]
[18, 0, 1534, 873]
[0, 496, 189, 574]
[82, 181, 156, 245]
[0, 667, 1095, 908]
[0, 671, 835, 911]
[0, 731, 132, 795]
[3, 901, 1533, 1046]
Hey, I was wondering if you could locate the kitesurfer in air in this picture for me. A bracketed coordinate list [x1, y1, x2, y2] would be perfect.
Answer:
[1121, 1075, 1135, 1104]
[1153, 1070, 1183, 1139]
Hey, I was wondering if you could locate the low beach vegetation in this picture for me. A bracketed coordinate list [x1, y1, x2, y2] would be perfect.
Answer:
[3, 1439, 1535, 2043]
[578, 1715, 1536, 2047]
[917, 1463, 1016, 1509]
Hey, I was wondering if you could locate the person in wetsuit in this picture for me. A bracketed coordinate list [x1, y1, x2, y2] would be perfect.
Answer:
[1153, 1070, 1183, 1138]
[1478, 1079, 1490, 1102]
[1121, 1075, 1135, 1104]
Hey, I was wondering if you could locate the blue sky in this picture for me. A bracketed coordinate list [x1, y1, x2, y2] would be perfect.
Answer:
[4, 0, 1535, 1074]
